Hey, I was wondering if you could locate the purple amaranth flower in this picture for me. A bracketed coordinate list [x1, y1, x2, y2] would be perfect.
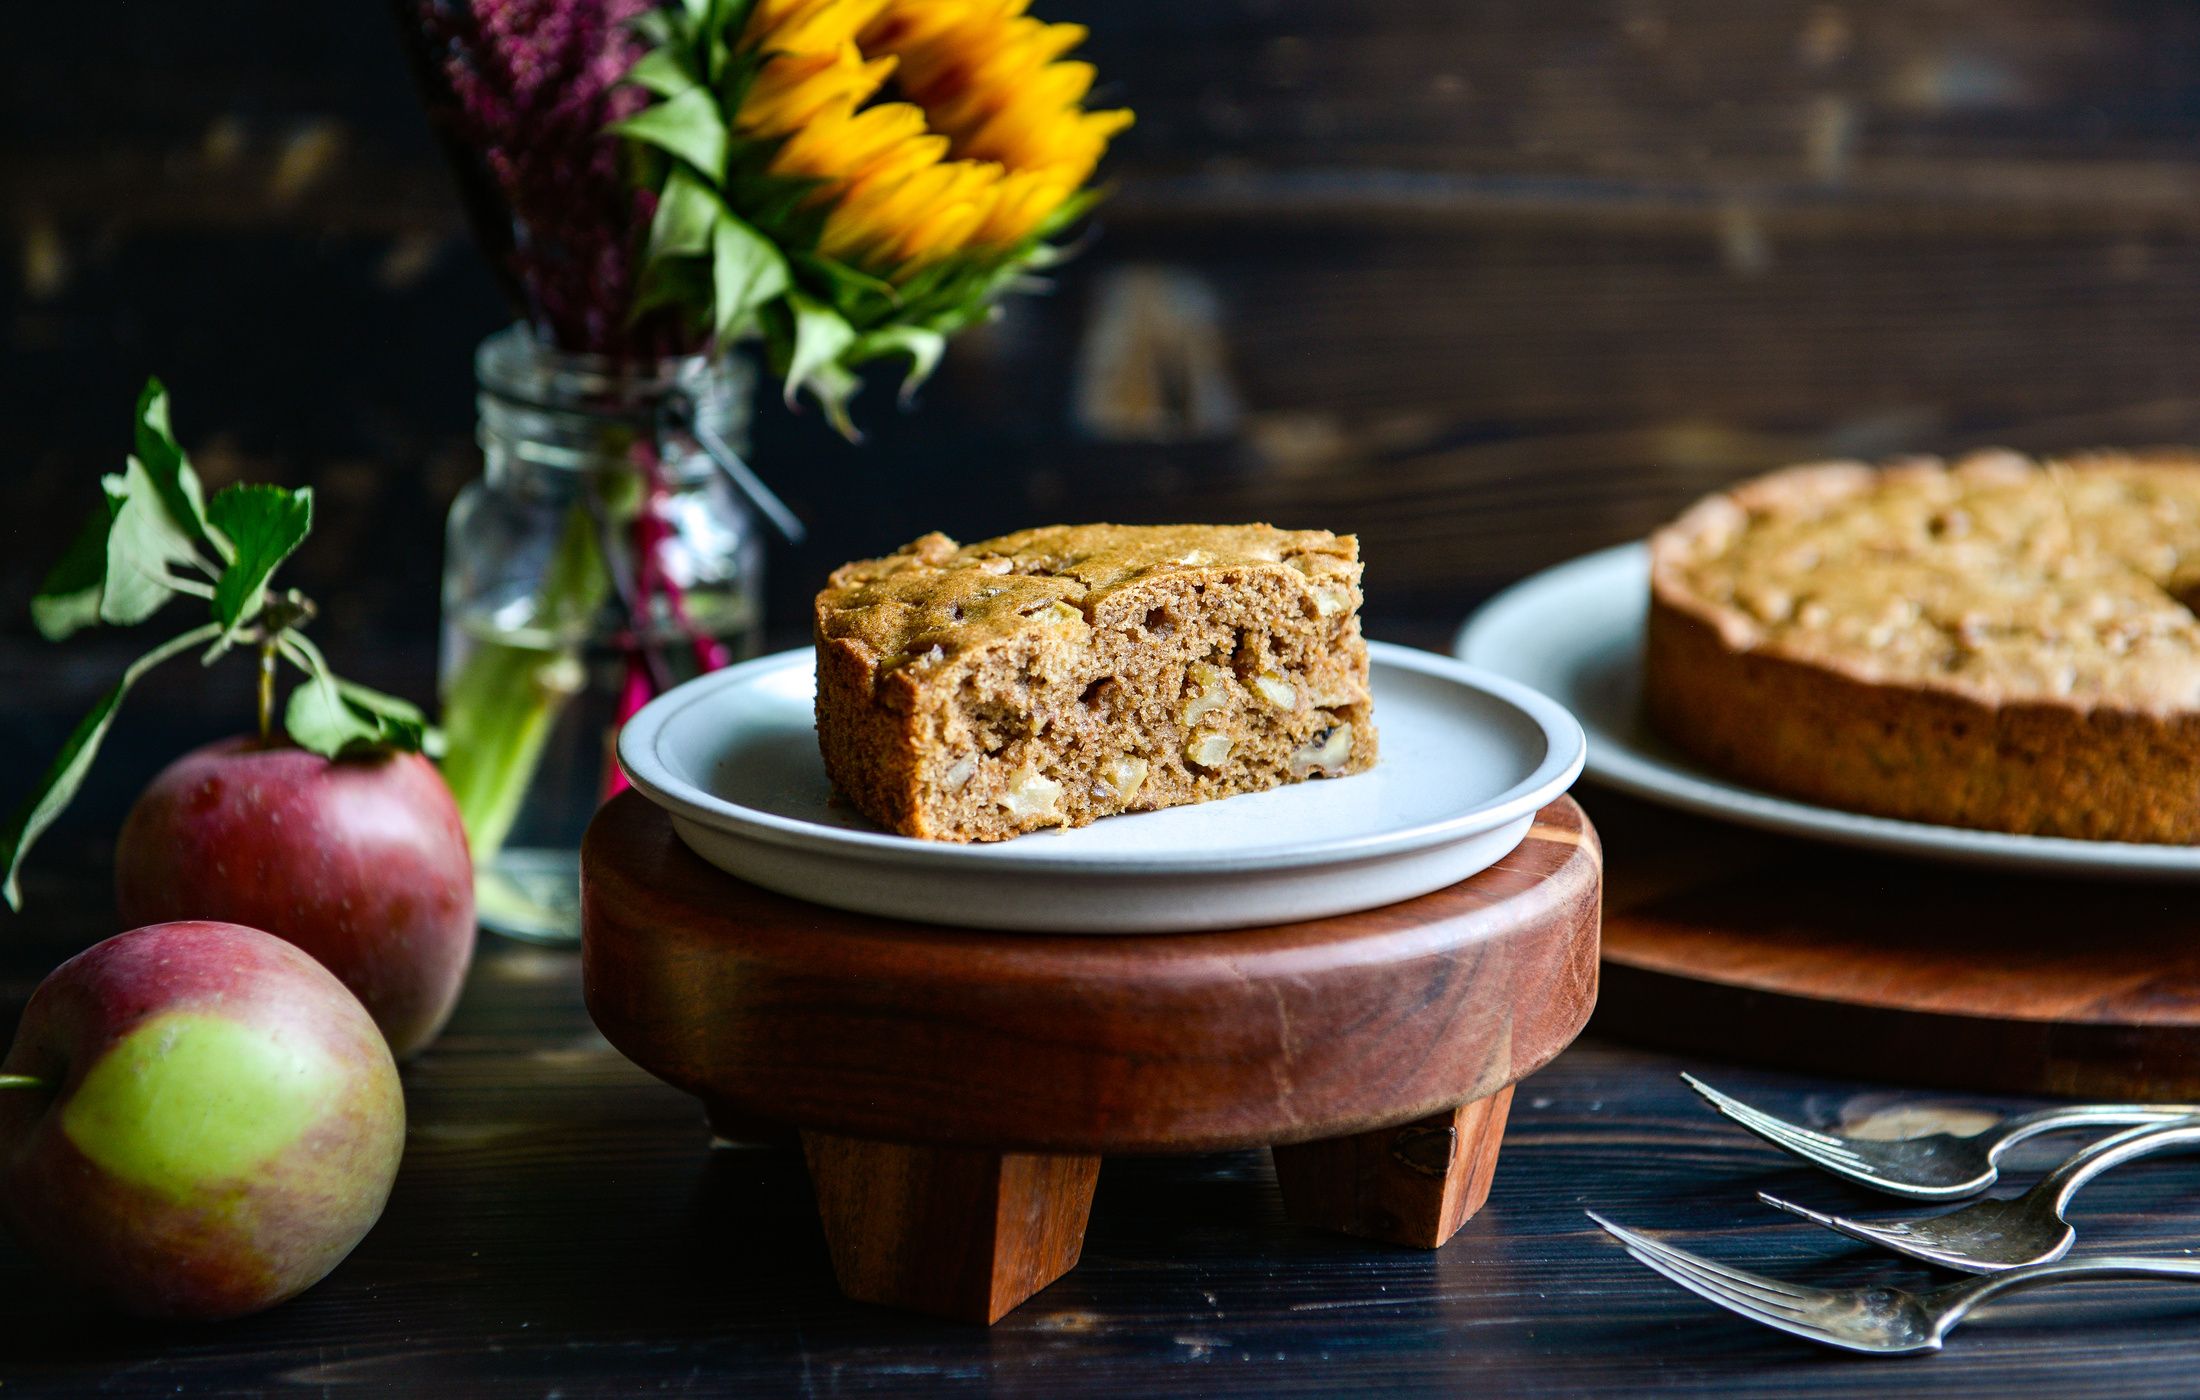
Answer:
[394, 0, 695, 356]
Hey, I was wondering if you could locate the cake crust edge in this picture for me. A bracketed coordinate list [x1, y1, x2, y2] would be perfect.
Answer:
[1645, 456, 2200, 843]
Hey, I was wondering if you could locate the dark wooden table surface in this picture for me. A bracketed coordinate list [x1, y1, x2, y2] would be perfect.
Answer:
[6, 792, 2200, 1399]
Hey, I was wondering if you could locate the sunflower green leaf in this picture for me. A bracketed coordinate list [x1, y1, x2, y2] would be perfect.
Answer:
[710, 213, 790, 339]
[613, 86, 728, 182]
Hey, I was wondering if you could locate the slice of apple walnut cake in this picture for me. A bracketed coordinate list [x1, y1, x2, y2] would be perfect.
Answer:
[813, 523, 1377, 842]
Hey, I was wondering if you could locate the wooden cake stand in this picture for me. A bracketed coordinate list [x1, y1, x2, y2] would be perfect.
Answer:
[581, 791, 1601, 1323]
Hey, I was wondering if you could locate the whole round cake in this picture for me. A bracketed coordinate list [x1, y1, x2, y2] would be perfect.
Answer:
[1646, 450, 2200, 843]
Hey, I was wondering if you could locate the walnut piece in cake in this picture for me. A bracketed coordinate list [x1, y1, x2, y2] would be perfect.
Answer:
[813, 524, 1378, 841]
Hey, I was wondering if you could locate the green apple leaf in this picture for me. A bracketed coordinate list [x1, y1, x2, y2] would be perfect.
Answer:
[337, 677, 442, 759]
[282, 673, 384, 758]
[207, 484, 314, 635]
[612, 87, 728, 182]
[279, 637, 437, 759]
[101, 457, 214, 627]
[31, 504, 119, 641]
[130, 378, 227, 564]
[710, 212, 790, 340]
[0, 622, 221, 910]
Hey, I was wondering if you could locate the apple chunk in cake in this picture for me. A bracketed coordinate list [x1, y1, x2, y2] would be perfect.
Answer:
[813, 524, 1378, 841]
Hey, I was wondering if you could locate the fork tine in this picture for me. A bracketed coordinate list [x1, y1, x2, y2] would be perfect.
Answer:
[1619, 1250, 1909, 1355]
[1757, 1191, 1849, 1229]
[1713, 1097, 1871, 1166]
[1682, 1078, 1862, 1158]
[1682, 1075, 1857, 1153]
[1614, 1246, 1872, 1352]
[1619, 1241, 1797, 1321]
[1756, 1193, 1915, 1243]
[1759, 1192, 1937, 1257]
[1721, 1107, 1911, 1189]
[1734, 1118, 1888, 1183]
[1744, 1121, 1872, 1173]
[1818, 1214, 1918, 1249]
[1590, 1214, 1812, 1309]
[1589, 1215, 1841, 1345]
[1622, 1243, 1821, 1325]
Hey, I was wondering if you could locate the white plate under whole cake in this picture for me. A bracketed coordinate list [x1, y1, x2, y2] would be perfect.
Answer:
[1456, 542, 2200, 880]
[615, 641, 1585, 934]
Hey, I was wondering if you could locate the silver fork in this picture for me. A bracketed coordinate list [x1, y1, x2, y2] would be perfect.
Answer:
[1589, 1212, 2200, 1355]
[1760, 1115, 2200, 1272]
[1683, 1073, 2200, 1200]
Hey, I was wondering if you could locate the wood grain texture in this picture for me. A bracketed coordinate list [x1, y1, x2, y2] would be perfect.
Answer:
[1593, 790, 2200, 1097]
[580, 792, 1602, 1154]
[10, 843, 2200, 1393]
[1272, 1085, 1513, 1248]
[801, 1132, 1101, 1323]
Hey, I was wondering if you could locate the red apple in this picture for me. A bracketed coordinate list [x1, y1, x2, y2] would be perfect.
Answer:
[0, 921, 405, 1320]
[115, 739, 475, 1060]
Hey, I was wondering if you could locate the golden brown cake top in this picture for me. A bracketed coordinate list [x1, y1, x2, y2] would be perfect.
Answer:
[818, 523, 1360, 663]
[1653, 451, 2200, 711]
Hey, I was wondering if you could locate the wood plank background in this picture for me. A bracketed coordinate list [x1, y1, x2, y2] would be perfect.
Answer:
[8, 0, 2200, 820]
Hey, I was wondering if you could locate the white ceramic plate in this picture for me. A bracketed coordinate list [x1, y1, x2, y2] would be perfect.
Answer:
[1455, 542, 2200, 880]
[616, 641, 1585, 933]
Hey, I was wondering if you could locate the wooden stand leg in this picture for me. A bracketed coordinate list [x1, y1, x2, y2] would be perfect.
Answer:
[800, 1131, 1101, 1323]
[704, 1100, 797, 1148]
[1271, 1086, 1514, 1249]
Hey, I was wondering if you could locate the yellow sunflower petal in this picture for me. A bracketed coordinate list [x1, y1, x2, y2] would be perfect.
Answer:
[967, 168, 1067, 246]
[746, 0, 836, 40]
[885, 199, 988, 268]
[823, 159, 998, 263]
[740, 48, 898, 136]
[771, 100, 933, 183]
[770, 0, 898, 55]
[731, 0, 1130, 275]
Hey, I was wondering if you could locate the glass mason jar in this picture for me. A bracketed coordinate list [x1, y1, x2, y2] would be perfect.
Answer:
[440, 326, 764, 943]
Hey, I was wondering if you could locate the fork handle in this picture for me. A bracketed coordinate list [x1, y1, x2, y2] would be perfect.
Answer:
[2035, 1115, 2200, 1212]
[1944, 1255, 2200, 1323]
[2002, 1104, 2200, 1149]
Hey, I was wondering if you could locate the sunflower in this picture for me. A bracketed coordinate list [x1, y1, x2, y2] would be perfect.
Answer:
[737, 0, 1131, 271]
[613, 0, 1130, 433]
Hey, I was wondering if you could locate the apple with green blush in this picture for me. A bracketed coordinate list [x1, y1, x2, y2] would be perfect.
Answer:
[0, 921, 405, 1320]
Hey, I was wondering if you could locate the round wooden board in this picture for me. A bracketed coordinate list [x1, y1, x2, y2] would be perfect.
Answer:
[1595, 794, 2200, 1098]
[580, 790, 1601, 1155]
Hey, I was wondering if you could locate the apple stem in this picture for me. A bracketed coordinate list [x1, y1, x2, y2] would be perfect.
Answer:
[258, 637, 277, 743]
[0, 1074, 48, 1093]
